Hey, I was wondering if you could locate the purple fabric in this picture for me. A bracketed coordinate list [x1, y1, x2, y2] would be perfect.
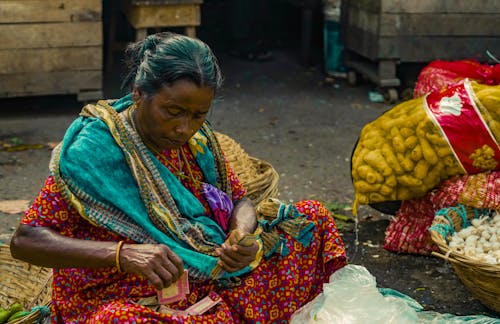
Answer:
[201, 182, 234, 232]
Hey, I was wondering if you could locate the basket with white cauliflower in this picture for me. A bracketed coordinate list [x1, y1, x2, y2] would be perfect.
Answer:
[429, 205, 500, 313]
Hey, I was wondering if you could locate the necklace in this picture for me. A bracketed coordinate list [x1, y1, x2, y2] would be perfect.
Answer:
[179, 146, 203, 189]
[163, 149, 188, 180]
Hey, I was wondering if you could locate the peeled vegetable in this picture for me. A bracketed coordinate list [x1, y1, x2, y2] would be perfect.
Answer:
[352, 81, 500, 213]
[448, 212, 500, 264]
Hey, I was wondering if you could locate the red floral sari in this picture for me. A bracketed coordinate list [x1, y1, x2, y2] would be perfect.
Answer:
[22, 146, 346, 323]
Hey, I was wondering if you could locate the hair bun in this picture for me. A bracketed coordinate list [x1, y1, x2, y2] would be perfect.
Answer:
[140, 34, 158, 56]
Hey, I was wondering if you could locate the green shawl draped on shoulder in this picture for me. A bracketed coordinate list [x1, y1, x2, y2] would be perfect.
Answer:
[50, 94, 316, 282]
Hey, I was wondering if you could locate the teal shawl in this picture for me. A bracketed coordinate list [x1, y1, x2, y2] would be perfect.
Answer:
[50, 95, 249, 281]
[50, 94, 316, 282]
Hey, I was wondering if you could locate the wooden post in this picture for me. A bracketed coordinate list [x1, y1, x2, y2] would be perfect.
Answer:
[136, 28, 148, 41]
[185, 26, 196, 38]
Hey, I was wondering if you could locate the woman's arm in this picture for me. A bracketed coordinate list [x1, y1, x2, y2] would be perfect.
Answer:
[10, 225, 184, 290]
[216, 197, 259, 272]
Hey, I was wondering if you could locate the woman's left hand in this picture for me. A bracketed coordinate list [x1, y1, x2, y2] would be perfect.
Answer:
[215, 239, 259, 273]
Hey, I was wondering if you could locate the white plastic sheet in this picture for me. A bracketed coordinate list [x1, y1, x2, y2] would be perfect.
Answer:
[291, 264, 500, 324]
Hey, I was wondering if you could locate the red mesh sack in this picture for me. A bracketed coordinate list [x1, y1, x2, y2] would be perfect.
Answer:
[414, 60, 500, 98]
[384, 171, 500, 255]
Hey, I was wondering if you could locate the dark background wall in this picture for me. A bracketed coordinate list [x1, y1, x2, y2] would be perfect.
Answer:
[102, 1, 325, 69]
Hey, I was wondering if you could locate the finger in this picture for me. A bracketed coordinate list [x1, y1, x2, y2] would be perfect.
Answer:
[218, 259, 239, 273]
[165, 248, 184, 272]
[162, 260, 182, 282]
[234, 243, 258, 257]
[221, 243, 237, 251]
[154, 266, 174, 289]
[147, 270, 168, 290]
[219, 252, 244, 270]
[222, 244, 253, 260]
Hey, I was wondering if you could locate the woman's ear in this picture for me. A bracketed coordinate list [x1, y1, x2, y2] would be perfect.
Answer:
[132, 86, 142, 104]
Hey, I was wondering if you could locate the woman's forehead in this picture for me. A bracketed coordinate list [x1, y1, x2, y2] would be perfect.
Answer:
[153, 80, 214, 109]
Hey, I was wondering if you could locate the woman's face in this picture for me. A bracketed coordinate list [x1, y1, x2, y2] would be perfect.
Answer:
[133, 79, 214, 150]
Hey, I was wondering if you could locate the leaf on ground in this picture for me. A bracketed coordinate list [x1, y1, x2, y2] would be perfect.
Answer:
[3, 144, 45, 152]
[10, 137, 24, 145]
[322, 201, 355, 223]
[0, 200, 30, 214]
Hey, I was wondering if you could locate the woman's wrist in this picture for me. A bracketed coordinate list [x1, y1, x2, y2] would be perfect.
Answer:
[115, 241, 125, 273]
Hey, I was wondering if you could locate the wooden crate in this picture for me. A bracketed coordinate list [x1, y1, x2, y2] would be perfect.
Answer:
[124, 0, 202, 40]
[0, 0, 103, 101]
[341, 0, 500, 101]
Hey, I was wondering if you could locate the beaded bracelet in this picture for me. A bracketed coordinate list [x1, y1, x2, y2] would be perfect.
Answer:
[115, 241, 125, 273]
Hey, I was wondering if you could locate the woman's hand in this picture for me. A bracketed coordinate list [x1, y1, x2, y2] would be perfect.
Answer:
[10, 225, 183, 291]
[215, 230, 259, 273]
[119, 243, 184, 290]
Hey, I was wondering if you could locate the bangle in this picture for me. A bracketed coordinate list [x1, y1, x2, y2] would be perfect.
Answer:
[115, 241, 125, 273]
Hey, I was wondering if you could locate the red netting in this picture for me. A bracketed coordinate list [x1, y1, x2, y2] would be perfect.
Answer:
[414, 60, 500, 98]
[384, 171, 500, 255]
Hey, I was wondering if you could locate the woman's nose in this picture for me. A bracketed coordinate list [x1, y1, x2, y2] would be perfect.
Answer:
[174, 118, 191, 135]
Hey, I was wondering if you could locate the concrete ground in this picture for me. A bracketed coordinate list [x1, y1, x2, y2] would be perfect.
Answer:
[0, 48, 498, 318]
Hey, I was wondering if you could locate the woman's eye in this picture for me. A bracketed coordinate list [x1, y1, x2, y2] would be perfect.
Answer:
[166, 109, 184, 117]
[194, 113, 207, 119]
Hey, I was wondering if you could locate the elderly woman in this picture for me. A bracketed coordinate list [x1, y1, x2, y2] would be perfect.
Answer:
[10, 33, 346, 323]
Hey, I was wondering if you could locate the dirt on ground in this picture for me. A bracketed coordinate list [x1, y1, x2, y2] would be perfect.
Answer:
[0, 50, 498, 319]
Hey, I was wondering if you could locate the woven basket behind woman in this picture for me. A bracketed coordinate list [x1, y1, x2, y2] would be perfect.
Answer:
[429, 206, 500, 313]
[215, 132, 279, 205]
[0, 244, 52, 324]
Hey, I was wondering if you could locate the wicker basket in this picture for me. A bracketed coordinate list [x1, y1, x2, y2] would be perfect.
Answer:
[429, 206, 500, 313]
[0, 244, 52, 324]
[215, 132, 279, 205]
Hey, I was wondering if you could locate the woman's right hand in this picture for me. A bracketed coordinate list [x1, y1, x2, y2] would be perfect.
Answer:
[10, 225, 184, 291]
[119, 243, 184, 290]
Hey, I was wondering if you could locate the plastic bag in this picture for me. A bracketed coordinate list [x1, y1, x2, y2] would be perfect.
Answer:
[291, 265, 420, 323]
[290, 264, 500, 324]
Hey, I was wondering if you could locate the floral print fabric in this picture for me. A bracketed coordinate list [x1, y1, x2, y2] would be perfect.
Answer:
[22, 148, 346, 323]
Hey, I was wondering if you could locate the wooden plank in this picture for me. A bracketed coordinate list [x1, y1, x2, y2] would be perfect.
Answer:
[382, 0, 500, 14]
[346, 0, 381, 13]
[131, 0, 203, 4]
[0, 71, 102, 97]
[0, 47, 102, 74]
[380, 14, 500, 36]
[343, 25, 383, 60]
[347, 0, 500, 14]
[77, 90, 103, 102]
[0, 0, 102, 23]
[345, 24, 500, 62]
[346, 7, 379, 35]
[126, 4, 200, 28]
[0, 22, 102, 50]
[377, 36, 500, 62]
[345, 59, 400, 87]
